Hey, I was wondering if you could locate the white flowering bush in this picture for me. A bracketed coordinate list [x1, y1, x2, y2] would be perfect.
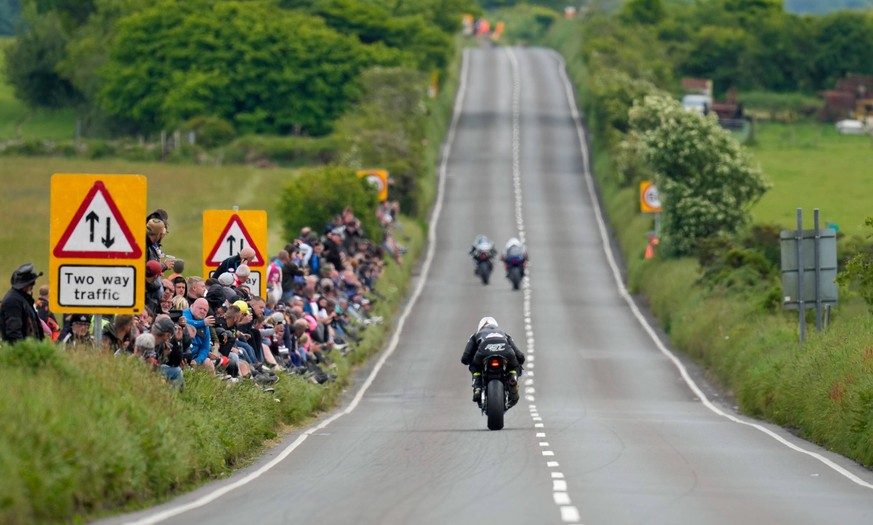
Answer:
[624, 95, 770, 257]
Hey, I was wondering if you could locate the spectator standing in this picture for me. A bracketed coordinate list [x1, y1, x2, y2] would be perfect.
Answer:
[145, 260, 164, 314]
[186, 276, 206, 304]
[35, 284, 60, 341]
[172, 276, 188, 299]
[0, 263, 45, 344]
[214, 246, 255, 279]
[322, 228, 346, 271]
[167, 259, 185, 281]
[277, 249, 303, 304]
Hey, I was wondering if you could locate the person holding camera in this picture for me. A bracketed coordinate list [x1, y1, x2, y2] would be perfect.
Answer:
[152, 316, 185, 390]
[182, 298, 216, 374]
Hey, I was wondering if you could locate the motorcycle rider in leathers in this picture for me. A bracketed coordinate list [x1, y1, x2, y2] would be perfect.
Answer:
[501, 237, 529, 277]
[461, 316, 525, 407]
[469, 234, 497, 274]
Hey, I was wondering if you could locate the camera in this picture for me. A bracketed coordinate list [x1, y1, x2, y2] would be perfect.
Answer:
[168, 309, 184, 323]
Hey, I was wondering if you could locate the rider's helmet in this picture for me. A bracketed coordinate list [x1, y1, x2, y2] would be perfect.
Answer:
[506, 237, 522, 249]
[477, 316, 498, 332]
[473, 233, 494, 252]
[473, 234, 493, 251]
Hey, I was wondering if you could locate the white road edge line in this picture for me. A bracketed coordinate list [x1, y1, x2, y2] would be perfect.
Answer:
[122, 49, 475, 525]
[546, 47, 873, 491]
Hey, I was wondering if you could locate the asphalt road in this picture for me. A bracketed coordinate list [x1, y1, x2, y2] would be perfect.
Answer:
[101, 47, 873, 525]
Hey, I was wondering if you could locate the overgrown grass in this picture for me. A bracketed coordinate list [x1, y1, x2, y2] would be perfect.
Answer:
[0, 217, 424, 525]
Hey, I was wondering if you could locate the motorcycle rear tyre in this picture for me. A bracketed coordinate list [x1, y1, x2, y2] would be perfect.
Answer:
[486, 379, 505, 430]
[509, 267, 521, 290]
[478, 262, 490, 285]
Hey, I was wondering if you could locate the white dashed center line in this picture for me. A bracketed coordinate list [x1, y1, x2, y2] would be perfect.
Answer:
[507, 46, 581, 524]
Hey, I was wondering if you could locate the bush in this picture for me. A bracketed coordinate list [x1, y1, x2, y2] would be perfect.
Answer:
[182, 116, 237, 149]
[278, 165, 381, 242]
[741, 91, 823, 121]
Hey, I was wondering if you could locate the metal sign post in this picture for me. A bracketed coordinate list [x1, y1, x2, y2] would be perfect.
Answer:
[780, 208, 838, 343]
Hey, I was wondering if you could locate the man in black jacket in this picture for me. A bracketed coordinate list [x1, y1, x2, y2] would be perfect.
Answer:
[0, 263, 45, 344]
[460, 316, 525, 407]
[214, 247, 256, 279]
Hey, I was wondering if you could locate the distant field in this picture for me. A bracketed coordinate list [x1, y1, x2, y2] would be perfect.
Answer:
[0, 157, 297, 284]
[748, 121, 873, 237]
[0, 37, 78, 141]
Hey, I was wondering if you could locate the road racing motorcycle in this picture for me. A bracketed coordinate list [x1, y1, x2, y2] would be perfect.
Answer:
[504, 254, 525, 290]
[473, 250, 494, 285]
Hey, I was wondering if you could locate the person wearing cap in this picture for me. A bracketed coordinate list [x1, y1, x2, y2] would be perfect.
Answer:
[145, 215, 174, 270]
[1, 263, 46, 344]
[59, 314, 95, 348]
[144, 260, 165, 314]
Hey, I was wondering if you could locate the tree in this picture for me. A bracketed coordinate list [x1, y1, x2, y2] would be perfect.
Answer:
[333, 67, 429, 214]
[3, 11, 81, 109]
[620, 0, 666, 26]
[740, 13, 814, 92]
[98, 0, 406, 135]
[624, 95, 769, 257]
[294, 0, 454, 74]
[680, 25, 753, 95]
[811, 11, 873, 89]
[278, 165, 381, 244]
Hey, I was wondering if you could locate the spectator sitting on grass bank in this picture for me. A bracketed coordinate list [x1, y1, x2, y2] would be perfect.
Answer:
[60, 314, 96, 348]
[151, 316, 184, 391]
[183, 298, 216, 375]
[103, 314, 137, 355]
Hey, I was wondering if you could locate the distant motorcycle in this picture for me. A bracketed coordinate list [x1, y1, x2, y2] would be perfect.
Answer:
[474, 251, 494, 285]
[477, 355, 515, 430]
[505, 255, 524, 290]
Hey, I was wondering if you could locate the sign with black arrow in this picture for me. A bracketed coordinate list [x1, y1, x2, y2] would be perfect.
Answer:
[53, 180, 140, 258]
[202, 210, 267, 298]
[50, 174, 146, 314]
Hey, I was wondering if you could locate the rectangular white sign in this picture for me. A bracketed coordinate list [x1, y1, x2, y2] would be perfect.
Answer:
[58, 265, 137, 308]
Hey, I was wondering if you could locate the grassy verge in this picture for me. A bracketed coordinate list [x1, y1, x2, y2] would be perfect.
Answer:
[0, 217, 423, 524]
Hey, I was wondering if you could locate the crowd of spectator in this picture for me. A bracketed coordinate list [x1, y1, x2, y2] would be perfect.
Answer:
[0, 205, 397, 394]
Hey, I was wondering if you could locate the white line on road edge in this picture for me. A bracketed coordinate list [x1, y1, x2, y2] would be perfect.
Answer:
[547, 47, 873, 491]
[122, 49, 475, 525]
[507, 47, 581, 524]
